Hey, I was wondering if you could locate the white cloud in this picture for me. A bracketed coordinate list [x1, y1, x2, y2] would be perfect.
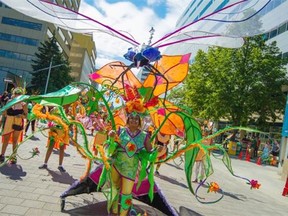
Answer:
[80, 0, 191, 68]
[147, 0, 164, 6]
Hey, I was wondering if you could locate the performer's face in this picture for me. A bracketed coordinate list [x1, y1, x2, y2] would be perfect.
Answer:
[127, 115, 140, 127]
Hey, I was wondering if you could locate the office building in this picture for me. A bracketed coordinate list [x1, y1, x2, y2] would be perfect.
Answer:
[0, 0, 96, 93]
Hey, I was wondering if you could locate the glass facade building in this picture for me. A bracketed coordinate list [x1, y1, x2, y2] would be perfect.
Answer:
[173, 0, 288, 61]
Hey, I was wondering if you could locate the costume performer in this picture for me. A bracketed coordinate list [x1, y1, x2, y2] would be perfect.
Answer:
[108, 113, 152, 216]
[0, 88, 27, 164]
[155, 132, 170, 175]
[37, 106, 70, 172]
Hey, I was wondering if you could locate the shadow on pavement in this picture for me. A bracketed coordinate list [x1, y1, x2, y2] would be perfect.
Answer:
[29, 135, 40, 141]
[179, 206, 203, 216]
[0, 163, 27, 180]
[221, 191, 247, 201]
[166, 162, 184, 170]
[195, 182, 247, 201]
[64, 200, 166, 216]
[52, 149, 71, 157]
[156, 174, 188, 189]
[47, 168, 77, 184]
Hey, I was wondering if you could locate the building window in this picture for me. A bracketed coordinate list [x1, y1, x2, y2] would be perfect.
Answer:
[0, 49, 34, 62]
[56, 42, 63, 53]
[0, 32, 38, 46]
[0, 66, 30, 76]
[67, 31, 73, 40]
[283, 52, 288, 59]
[269, 29, 278, 39]
[47, 28, 53, 38]
[58, 28, 66, 42]
[278, 23, 287, 35]
[1, 17, 42, 31]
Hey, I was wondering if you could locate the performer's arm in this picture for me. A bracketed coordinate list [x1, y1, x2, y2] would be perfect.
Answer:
[144, 133, 153, 152]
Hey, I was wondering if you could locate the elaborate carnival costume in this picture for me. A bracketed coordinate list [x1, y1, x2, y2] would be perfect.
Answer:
[110, 115, 151, 215]
[0, 0, 274, 213]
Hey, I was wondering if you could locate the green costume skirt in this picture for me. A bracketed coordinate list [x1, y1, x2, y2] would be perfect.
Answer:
[113, 151, 139, 180]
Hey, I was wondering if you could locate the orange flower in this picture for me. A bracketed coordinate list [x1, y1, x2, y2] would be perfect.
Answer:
[208, 182, 220, 193]
[125, 98, 146, 114]
[127, 142, 136, 152]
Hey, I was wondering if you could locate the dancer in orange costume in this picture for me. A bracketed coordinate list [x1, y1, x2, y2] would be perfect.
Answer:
[0, 88, 27, 164]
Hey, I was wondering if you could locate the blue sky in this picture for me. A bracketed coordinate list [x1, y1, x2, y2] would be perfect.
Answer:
[81, 0, 190, 67]
[85, 0, 167, 18]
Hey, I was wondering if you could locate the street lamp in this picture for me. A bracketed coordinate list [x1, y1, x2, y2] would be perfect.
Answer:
[44, 56, 54, 94]
[34, 56, 66, 94]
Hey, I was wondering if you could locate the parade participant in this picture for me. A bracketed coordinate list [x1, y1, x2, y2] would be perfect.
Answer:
[193, 148, 205, 183]
[155, 132, 170, 175]
[108, 113, 152, 216]
[38, 105, 70, 172]
[91, 111, 109, 156]
[0, 88, 27, 164]
[24, 101, 36, 138]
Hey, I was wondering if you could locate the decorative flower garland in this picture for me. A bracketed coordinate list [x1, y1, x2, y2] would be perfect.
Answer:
[32, 104, 69, 144]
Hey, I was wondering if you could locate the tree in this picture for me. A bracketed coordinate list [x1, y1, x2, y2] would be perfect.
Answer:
[31, 34, 73, 94]
[172, 35, 288, 129]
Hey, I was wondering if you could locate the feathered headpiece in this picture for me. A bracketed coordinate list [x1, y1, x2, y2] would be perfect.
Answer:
[12, 87, 25, 95]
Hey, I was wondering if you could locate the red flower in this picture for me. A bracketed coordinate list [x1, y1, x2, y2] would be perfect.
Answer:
[125, 198, 132, 206]
[250, 180, 261, 189]
[144, 96, 159, 108]
[31, 147, 40, 157]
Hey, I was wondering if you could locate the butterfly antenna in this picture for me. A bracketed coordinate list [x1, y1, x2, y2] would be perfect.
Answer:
[147, 27, 155, 45]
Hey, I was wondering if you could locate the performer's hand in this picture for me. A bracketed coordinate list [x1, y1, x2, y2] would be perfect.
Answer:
[108, 130, 116, 138]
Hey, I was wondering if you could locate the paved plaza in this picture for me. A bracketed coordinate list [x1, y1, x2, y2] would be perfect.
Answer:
[0, 131, 287, 216]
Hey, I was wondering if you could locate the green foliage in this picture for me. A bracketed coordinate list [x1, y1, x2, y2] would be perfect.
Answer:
[171, 36, 288, 128]
[31, 34, 74, 94]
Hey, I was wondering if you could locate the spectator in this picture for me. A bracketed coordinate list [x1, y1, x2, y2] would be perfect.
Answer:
[0, 91, 9, 107]
[271, 140, 280, 164]
[255, 135, 261, 158]
[251, 136, 257, 159]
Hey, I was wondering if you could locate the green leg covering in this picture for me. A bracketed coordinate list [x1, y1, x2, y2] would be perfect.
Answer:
[110, 189, 120, 214]
[120, 193, 133, 215]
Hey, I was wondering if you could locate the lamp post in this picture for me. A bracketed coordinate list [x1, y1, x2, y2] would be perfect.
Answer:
[44, 56, 53, 94]
[34, 56, 66, 94]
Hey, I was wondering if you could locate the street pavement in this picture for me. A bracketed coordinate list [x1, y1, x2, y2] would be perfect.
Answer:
[0, 131, 287, 216]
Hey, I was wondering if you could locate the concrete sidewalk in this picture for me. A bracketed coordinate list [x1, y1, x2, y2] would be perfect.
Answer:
[0, 132, 287, 216]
